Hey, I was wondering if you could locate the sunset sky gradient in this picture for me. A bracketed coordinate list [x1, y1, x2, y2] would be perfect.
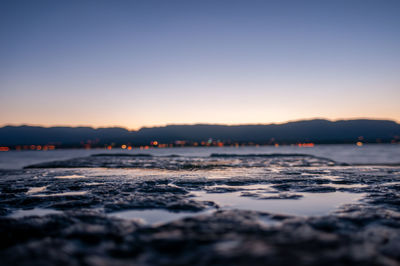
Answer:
[1, 0, 399, 129]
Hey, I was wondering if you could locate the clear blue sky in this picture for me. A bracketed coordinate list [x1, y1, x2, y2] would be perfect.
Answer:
[1, 0, 399, 129]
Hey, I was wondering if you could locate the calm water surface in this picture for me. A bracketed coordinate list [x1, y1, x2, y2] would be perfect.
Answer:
[0, 144, 399, 169]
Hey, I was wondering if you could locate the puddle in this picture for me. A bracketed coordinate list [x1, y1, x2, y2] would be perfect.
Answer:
[206, 184, 276, 193]
[193, 191, 365, 216]
[323, 175, 343, 181]
[55, 175, 85, 179]
[384, 181, 400, 186]
[212, 184, 273, 190]
[26, 186, 47, 194]
[329, 183, 368, 189]
[9, 208, 62, 218]
[257, 216, 281, 226]
[85, 182, 105, 186]
[32, 191, 88, 197]
[109, 189, 365, 225]
[108, 209, 211, 225]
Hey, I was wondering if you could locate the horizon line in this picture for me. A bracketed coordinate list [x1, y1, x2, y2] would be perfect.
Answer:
[1, 117, 399, 131]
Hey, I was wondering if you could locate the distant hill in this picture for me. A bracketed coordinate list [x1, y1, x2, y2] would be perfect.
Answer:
[1, 119, 400, 148]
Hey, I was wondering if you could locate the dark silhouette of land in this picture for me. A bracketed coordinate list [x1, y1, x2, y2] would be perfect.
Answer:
[1, 119, 399, 148]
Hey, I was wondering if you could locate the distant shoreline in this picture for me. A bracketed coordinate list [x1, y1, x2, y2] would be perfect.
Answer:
[1, 142, 399, 152]
[1, 119, 400, 149]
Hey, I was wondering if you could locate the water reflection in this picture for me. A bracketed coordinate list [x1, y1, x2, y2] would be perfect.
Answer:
[193, 190, 365, 216]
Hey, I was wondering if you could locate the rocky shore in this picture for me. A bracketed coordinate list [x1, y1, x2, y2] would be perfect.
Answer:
[0, 154, 399, 265]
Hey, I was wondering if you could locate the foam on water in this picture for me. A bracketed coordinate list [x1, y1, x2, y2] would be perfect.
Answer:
[9, 208, 61, 218]
[108, 209, 212, 225]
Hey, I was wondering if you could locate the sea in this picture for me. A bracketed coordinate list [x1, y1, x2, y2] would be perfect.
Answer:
[1, 144, 399, 170]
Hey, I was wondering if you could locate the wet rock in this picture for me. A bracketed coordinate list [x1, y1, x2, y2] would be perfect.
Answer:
[1, 161, 400, 265]
[24, 153, 343, 170]
[204, 186, 242, 193]
[299, 186, 337, 193]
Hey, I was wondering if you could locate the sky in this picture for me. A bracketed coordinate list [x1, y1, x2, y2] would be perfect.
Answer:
[0, 0, 399, 130]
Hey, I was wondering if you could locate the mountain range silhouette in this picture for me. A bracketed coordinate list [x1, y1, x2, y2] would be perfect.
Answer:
[1, 119, 399, 147]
